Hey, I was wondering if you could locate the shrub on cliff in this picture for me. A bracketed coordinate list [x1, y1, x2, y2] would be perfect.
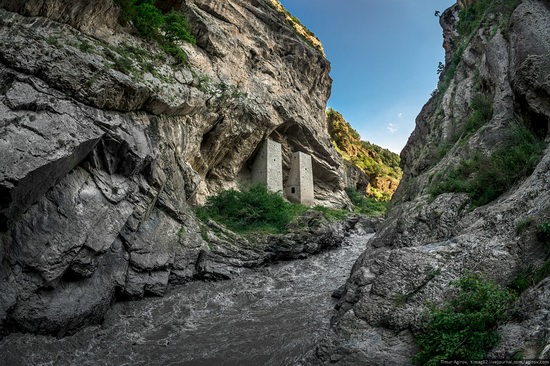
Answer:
[456, 0, 521, 38]
[132, 1, 164, 38]
[414, 274, 515, 365]
[163, 11, 196, 44]
[114, 0, 195, 63]
[430, 122, 546, 207]
[456, 0, 493, 37]
[463, 93, 493, 134]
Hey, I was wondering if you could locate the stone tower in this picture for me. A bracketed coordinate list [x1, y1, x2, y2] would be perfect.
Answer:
[251, 139, 283, 193]
[285, 151, 314, 205]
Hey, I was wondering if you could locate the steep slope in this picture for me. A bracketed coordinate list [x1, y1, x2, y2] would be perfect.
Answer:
[0, 0, 348, 335]
[315, 0, 550, 364]
[268, 0, 325, 56]
[327, 108, 402, 200]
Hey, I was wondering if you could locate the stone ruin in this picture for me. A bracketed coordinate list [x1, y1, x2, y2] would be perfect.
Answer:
[251, 138, 283, 193]
[285, 151, 315, 206]
[251, 139, 314, 205]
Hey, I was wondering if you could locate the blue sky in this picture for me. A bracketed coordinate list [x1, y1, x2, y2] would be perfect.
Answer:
[279, 0, 456, 153]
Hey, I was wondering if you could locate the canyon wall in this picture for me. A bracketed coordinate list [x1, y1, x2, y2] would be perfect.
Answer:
[316, 0, 550, 364]
[0, 0, 349, 335]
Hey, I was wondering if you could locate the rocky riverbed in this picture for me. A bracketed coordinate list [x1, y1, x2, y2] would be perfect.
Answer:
[0, 233, 373, 366]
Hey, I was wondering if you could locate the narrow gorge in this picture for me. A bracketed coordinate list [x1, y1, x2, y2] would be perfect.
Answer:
[0, 0, 549, 365]
[0, 0, 351, 336]
[314, 0, 550, 364]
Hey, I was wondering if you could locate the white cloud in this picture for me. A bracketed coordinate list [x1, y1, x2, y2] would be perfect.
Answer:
[387, 123, 397, 134]
[398, 112, 403, 118]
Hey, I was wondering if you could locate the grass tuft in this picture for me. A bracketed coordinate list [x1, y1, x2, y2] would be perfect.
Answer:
[463, 94, 493, 135]
[536, 222, 550, 243]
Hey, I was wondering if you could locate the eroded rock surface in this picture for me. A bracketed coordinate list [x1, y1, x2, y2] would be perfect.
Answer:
[315, 0, 550, 364]
[0, 0, 349, 335]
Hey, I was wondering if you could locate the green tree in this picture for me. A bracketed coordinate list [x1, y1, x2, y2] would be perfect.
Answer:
[133, 1, 164, 38]
[162, 11, 195, 44]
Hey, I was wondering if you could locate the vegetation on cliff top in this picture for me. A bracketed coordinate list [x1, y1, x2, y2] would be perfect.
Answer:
[456, 0, 521, 38]
[326, 108, 402, 202]
[267, 0, 325, 56]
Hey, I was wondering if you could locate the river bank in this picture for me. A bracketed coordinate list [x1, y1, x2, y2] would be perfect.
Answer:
[1, 232, 374, 365]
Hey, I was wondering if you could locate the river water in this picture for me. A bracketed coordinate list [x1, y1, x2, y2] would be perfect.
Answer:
[0, 234, 372, 366]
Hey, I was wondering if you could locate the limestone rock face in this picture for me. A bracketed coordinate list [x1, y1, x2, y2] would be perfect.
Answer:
[0, 0, 121, 38]
[440, 4, 459, 64]
[316, 0, 550, 364]
[343, 163, 369, 193]
[0, 0, 348, 335]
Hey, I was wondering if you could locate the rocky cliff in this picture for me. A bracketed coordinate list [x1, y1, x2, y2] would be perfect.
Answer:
[0, 0, 350, 335]
[315, 0, 550, 364]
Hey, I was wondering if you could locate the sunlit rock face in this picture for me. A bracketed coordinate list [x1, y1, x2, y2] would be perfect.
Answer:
[315, 0, 550, 364]
[0, 0, 349, 335]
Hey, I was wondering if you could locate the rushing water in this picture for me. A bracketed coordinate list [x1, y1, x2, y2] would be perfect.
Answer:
[1, 234, 372, 366]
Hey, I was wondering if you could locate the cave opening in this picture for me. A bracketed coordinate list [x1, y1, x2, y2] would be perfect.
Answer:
[529, 111, 549, 139]
[517, 95, 549, 139]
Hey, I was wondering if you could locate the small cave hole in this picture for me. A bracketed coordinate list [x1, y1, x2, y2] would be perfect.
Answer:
[0, 213, 8, 232]
[530, 112, 549, 139]
[61, 267, 83, 283]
